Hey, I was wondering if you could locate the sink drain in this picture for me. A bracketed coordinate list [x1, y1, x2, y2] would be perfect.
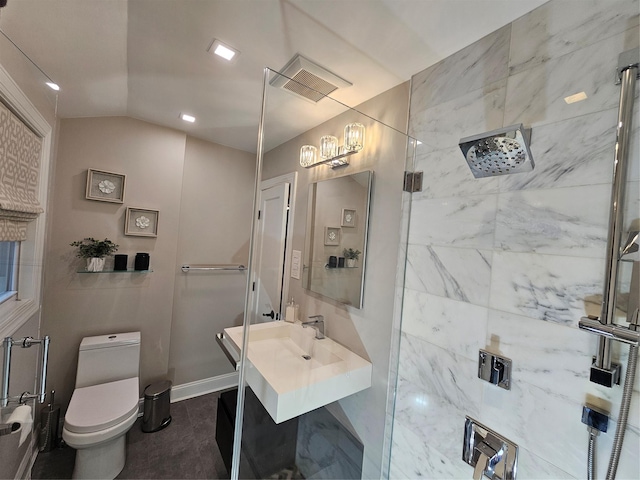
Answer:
[302, 355, 311, 360]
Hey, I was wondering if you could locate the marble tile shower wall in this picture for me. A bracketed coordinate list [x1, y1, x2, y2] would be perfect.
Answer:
[391, 1, 640, 479]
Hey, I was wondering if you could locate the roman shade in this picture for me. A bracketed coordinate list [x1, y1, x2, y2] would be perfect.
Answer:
[0, 101, 44, 241]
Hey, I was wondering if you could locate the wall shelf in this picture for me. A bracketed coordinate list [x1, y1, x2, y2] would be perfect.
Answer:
[76, 269, 153, 274]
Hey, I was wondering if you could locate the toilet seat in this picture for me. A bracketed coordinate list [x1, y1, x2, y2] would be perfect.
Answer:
[65, 377, 139, 434]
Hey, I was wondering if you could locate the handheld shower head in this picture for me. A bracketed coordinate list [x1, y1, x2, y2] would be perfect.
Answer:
[459, 124, 534, 178]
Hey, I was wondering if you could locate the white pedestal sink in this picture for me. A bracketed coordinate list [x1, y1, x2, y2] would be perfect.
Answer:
[222, 322, 372, 424]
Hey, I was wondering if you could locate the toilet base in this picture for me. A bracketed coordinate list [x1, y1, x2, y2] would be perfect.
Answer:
[72, 434, 125, 480]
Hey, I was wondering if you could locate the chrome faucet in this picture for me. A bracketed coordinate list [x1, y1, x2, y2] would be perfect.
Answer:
[302, 315, 325, 339]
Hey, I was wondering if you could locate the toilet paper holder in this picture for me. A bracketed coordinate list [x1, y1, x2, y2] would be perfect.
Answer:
[1, 336, 50, 407]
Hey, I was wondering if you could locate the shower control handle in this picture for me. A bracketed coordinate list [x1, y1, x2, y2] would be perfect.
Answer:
[478, 349, 511, 390]
[262, 310, 275, 319]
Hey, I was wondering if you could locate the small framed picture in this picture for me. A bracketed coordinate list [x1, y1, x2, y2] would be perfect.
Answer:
[125, 207, 159, 237]
[341, 208, 356, 227]
[85, 169, 126, 203]
[324, 226, 341, 246]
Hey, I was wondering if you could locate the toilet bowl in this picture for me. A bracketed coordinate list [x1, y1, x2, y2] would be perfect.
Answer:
[62, 332, 141, 479]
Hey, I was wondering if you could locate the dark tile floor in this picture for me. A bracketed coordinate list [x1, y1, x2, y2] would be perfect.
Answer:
[31, 392, 229, 479]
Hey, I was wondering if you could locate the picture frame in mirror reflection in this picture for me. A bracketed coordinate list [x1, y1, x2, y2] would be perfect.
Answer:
[341, 208, 356, 227]
[125, 207, 159, 237]
[324, 226, 341, 246]
[85, 168, 126, 203]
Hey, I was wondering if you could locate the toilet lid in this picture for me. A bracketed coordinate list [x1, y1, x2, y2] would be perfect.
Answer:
[65, 377, 139, 434]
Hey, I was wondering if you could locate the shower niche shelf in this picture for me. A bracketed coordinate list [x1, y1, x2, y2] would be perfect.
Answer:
[76, 269, 153, 274]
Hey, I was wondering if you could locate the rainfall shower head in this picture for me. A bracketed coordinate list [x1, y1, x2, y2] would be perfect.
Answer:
[459, 124, 534, 178]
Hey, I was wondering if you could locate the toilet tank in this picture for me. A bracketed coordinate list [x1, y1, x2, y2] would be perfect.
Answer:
[75, 332, 141, 388]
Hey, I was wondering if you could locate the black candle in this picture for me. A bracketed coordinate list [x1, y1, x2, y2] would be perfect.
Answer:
[134, 253, 150, 271]
[114, 254, 128, 271]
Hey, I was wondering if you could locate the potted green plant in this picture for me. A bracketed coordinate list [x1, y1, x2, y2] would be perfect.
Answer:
[343, 248, 361, 268]
[70, 237, 119, 272]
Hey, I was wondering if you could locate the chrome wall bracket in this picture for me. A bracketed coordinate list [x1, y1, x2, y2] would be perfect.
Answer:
[463, 417, 518, 480]
[615, 47, 640, 84]
[478, 349, 511, 390]
[590, 356, 622, 388]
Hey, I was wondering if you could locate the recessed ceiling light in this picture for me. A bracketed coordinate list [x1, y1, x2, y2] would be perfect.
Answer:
[180, 113, 196, 123]
[564, 91, 588, 104]
[46, 82, 60, 91]
[208, 39, 239, 62]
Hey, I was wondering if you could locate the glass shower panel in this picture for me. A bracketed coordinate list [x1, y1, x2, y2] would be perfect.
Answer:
[227, 68, 422, 479]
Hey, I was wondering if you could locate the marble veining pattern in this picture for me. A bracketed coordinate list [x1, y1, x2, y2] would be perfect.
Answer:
[500, 106, 639, 191]
[411, 25, 511, 111]
[409, 194, 498, 249]
[399, 333, 483, 412]
[504, 27, 640, 129]
[405, 244, 492, 306]
[402, 290, 489, 360]
[480, 380, 640, 478]
[494, 184, 610, 258]
[509, 0, 640, 75]
[394, 376, 479, 457]
[415, 146, 501, 199]
[409, 80, 507, 154]
[489, 251, 604, 325]
[487, 309, 640, 424]
[390, 421, 472, 480]
[395, 1, 640, 478]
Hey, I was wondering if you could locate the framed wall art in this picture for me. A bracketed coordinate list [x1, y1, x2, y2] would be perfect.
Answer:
[125, 207, 159, 237]
[85, 169, 126, 203]
[324, 226, 341, 246]
[341, 208, 356, 227]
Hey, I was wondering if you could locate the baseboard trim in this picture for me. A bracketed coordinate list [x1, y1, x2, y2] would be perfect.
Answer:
[170, 373, 239, 403]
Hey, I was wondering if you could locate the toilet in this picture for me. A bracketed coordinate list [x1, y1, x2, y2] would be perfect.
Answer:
[62, 332, 140, 479]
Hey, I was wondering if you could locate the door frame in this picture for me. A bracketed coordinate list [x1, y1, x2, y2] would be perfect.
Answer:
[258, 171, 297, 316]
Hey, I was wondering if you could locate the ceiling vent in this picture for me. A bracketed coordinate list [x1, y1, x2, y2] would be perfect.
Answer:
[270, 54, 352, 103]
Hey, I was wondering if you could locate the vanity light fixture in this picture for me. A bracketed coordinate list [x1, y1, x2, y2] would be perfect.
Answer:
[208, 39, 239, 62]
[45, 82, 60, 91]
[300, 122, 365, 169]
[180, 113, 196, 123]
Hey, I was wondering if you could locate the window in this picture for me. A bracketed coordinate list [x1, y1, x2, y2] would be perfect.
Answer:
[0, 241, 19, 303]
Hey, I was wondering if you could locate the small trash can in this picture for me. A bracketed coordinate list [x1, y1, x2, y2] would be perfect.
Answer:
[142, 380, 172, 433]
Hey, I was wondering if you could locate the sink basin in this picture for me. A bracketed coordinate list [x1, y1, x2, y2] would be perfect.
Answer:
[223, 322, 372, 423]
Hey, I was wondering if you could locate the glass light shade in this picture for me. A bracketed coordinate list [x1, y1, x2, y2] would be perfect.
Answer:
[320, 135, 339, 160]
[300, 145, 317, 167]
[344, 122, 365, 152]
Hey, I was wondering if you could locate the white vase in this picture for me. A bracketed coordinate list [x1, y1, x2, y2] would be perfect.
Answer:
[86, 257, 105, 272]
[346, 258, 356, 268]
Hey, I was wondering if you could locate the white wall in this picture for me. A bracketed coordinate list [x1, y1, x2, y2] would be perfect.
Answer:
[392, 1, 640, 478]
[169, 135, 254, 385]
[42, 116, 254, 412]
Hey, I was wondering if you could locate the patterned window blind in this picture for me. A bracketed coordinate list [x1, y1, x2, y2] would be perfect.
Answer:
[0, 100, 44, 241]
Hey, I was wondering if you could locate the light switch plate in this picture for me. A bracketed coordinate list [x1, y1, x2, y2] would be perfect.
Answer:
[291, 250, 301, 279]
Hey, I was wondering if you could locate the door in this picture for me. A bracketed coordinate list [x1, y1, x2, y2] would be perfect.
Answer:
[252, 181, 290, 322]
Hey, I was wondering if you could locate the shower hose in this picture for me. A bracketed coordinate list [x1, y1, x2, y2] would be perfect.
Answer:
[587, 429, 596, 480]
[606, 344, 638, 480]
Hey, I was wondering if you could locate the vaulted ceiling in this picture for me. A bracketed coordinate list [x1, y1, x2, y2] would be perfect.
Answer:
[0, 0, 547, 152]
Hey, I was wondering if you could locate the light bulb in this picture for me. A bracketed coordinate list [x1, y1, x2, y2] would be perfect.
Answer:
[344, 123, 365, 152]
[320, 135, 339, 160]
[300, 145, 317, 167]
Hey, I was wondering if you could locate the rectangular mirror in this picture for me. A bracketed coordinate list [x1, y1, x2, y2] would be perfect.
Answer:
[302, 170, 373, 308]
